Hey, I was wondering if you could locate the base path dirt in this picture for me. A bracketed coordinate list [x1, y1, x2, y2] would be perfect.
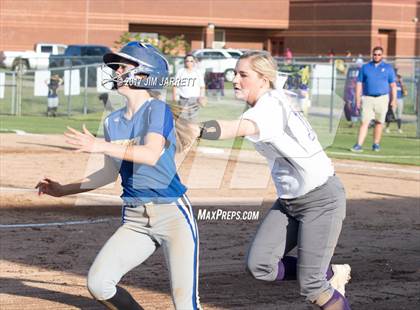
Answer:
[1, 133, 419, 309]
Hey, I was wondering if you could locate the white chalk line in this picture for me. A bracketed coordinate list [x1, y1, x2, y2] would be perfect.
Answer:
[0, 218, 116, 229]
[328, 151, 419, 159]
[199, 148, 419, 174]
[0, 186, 264, 205]
[0, 186, 264, 228]
[334, 162, 420, 174]
[0, 187, 121, 228]
[0, 157, 418, 228]
[198, 147, 419, 169]
[0, 187, 122, 201]
[0, 129, 45, 136]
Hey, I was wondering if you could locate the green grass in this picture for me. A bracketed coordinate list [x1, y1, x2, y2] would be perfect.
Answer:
[0, 114, 105, 135]
[325, 120, 420, 166]
[0, 74, 125, 116]
[1, 99, 419, 166]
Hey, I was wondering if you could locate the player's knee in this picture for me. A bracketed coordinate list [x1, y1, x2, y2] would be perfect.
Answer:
[246, 255, 274, 281]
[172, 286, 193, 309]
[87, 269, 116, 301]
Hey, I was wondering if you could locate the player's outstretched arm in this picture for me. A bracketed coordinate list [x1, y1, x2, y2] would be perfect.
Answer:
[35, 156, 119, 197]
[390, 82, 397, 108]
[35, 177, 98, 197]
[198, 119, 258, 140]
[65, 125, 165, 166]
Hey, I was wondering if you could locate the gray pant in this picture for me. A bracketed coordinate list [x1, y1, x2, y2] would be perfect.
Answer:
[179, 97, 200, 120]
[87, 196, 200, 310]
[246, 176, 346, 303]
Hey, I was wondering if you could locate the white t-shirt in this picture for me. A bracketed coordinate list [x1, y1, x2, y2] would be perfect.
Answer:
[175, 68, 205, 98]
[241, 90, 334, 199]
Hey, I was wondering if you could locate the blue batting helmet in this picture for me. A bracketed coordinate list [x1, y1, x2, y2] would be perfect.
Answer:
[103, 41, 169, 89]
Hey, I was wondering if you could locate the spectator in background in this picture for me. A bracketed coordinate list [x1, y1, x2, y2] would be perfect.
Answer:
[45, 74, 63, 117]
[344, 79, 361, 128]
[297, 83, 311, 117]
[350, 46, 397, 152]
[328, 49, 335, 63]
[355, 54, 364, 67]
[205, 72, 225, 100]
[98, 92, 114, 112]
[345, 50, 352, 58]
[344, 50, 356, 64]
[172, 54, 206, 120]
[284, 48, 293, 64]
[343, 61, 363, 127]
[385, 73, 407, 134]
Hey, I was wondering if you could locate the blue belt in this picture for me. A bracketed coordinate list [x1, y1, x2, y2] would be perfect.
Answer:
[366, 94, 387, 97]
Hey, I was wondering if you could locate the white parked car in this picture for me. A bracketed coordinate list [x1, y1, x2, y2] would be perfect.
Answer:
[192, 48, 243, 81]
[0, 43, 67, 72]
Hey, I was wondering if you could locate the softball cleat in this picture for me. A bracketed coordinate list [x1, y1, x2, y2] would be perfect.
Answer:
[330, 264, 351, 297]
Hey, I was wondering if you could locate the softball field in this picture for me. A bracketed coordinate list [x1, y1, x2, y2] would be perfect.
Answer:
[0, 133, 419, 309]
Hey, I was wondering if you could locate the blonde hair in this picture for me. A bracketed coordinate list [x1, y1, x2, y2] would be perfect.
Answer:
[146, 90, 197, 153]
[239, 51, 278, 89]
[169, 104, 198, 153]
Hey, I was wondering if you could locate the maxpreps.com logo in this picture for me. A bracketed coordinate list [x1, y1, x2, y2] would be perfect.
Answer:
[197, 209, 260, 221]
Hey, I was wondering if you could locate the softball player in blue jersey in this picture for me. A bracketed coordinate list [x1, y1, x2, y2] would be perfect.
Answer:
[197, 51, 351, 310]
[36, 42, 200, 310]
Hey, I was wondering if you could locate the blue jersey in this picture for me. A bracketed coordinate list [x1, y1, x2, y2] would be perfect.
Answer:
[104, 98, 187, 204]
[396, 81, 403, 99]
[357, 61, 395, 96]
[47, 80, 60, 98]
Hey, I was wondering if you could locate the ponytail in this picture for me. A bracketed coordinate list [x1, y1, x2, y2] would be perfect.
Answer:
[147, 90, 198, 153]
[168, 103, 199, 153]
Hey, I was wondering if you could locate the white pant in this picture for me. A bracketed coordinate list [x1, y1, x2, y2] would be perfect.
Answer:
[47, 97, 59, 108]
[87, 196, 200, 310]
[394, 98, 404, 119]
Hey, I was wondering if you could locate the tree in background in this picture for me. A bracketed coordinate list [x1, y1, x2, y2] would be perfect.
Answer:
[114, 32, 190, 56]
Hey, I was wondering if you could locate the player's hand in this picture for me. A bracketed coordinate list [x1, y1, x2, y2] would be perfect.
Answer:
[390, 100, 397, 109]
[356, 100, 361, 109]
[198, 96, 207, 107]
[35, 177, 63, 197]
[189, 122, 201, 139]
[64, 124, 105, 153]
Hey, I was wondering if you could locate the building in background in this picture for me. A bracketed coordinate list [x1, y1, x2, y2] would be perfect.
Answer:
[285, 0, 420, 57]
[0, 0, 289, 52]
[0, 0, 418, 57]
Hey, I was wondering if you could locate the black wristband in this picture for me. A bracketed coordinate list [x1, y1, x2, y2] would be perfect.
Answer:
[199, 120, 221, 140]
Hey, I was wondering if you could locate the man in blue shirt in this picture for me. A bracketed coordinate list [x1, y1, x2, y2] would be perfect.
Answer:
[350, 46, 396, 152]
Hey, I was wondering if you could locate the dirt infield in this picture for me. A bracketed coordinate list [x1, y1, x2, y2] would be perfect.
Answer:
[1, 133, 419, 309]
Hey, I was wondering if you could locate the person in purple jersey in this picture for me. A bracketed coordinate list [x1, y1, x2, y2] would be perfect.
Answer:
[385, 73, 406, 133]
[36, 42, 200, 310]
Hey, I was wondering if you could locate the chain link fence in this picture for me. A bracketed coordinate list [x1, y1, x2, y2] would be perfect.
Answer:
[1, 55, 419, 137]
